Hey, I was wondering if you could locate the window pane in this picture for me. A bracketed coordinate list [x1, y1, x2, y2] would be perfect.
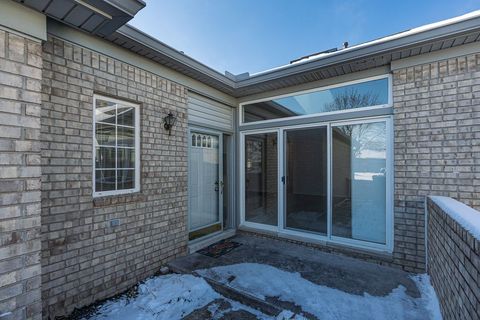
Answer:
[285, 127, 327, 235]
[243, 78, 388, 123]
[96, 99, 116, 124]
[95, 123, 116, 146]
[117, 126, 134, 147]
[117, 106, 134, 127]
[117, 148, 135, 169]
[117, 169, 135, 190]
[95, 170, 116, 191]
[96, 147, 115, 168]
[332, 122, 387, 244]
[245, 133, 278, 226]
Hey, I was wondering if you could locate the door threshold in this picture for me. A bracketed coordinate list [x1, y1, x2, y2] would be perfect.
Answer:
[188, 229, 236, 254]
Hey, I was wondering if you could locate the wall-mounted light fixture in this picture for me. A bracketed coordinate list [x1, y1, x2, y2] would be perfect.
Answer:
[163, 112, 177, 136]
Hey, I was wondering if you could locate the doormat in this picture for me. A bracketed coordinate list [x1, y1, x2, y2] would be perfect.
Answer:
[198, 240, 242, 258]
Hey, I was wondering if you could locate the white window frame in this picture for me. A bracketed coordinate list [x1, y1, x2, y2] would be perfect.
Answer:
[93, 94, 140, 197]
[239, 74, 392, 126]
[239, 115, 394, 253]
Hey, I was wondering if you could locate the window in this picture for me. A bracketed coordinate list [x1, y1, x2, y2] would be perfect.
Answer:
[93, 95, 140, 197]
[242, 76, 390, 124]
[191, 133, 217, 149]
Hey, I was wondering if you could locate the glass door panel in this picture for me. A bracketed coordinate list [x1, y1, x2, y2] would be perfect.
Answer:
[244, 132, 278, 226]
[188, 132, 222, 240]
[285, 127, 328, 235]
[331, 121, 387, 244]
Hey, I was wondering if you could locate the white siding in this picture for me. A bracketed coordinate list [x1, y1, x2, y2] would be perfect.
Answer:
[188, 92, 234, 132]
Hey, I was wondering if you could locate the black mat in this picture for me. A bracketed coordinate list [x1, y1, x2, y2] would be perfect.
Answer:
[197, 240, 242, 258]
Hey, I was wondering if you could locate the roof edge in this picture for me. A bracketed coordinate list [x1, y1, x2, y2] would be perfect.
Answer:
[237, 10, 480, 87]
[116, 24, 236, 88]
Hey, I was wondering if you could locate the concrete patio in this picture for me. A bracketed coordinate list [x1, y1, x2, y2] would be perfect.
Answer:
[168, 233, 424, 319]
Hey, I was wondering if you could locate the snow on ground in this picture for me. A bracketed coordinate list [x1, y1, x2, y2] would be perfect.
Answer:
[86, 263, 442, 320]
[87, 274, 220, 320]
[197, 263, 443, 320]
[429, 196, 480, 241]
[84, 273, 298, 320]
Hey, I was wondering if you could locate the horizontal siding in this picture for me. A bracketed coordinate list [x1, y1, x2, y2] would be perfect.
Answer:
[188, 92, 234, 131]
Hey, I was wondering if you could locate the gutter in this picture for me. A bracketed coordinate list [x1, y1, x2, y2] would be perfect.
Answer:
[236, 11, 480, 88]
[115, 24, 236, 88]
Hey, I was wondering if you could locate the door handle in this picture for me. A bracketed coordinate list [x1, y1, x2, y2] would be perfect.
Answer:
[214, 180, 224, 193]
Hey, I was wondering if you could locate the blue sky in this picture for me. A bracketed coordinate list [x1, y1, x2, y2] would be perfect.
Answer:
[130, 0, 479, 75]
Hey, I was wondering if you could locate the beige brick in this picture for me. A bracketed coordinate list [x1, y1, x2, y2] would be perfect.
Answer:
[39, 36, 188, 318]
[0, 30, 42, 319]
[392, 53, 480, 273]
[0, 29, 5, 58]
[7, 33, 25, 63]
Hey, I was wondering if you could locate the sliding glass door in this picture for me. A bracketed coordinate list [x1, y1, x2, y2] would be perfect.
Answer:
[332, 121, 387, 244]
[284, 127, 328, 235]
[241, 117, 391, 251]
[244, 132, 278, 227]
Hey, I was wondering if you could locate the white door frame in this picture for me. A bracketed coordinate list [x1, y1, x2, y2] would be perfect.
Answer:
[239, 128, 281, 232]
[188, 126, 224, 234]
[239, 115, 394, 253]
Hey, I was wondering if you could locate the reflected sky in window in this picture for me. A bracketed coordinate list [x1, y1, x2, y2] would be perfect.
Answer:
[243, 78, 389, 123]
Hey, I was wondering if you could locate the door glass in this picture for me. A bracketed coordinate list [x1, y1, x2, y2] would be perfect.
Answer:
[285, 127, 327, 235]
[332, 121, 387, 244]
[189, 132, 220, 234]
[245, 133, 278, 226]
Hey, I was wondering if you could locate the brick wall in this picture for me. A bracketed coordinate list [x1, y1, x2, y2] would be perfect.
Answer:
[40, 36, 189, 318]
[426, 196, 480, 320]
[0, 28, 43, 319]
[392, 53, 480, 272]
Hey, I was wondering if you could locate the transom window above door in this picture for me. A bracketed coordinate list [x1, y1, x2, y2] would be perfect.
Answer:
[93, 95, 140, 197]
[191, 133, 218, 149]
[241, 76, 390, 124]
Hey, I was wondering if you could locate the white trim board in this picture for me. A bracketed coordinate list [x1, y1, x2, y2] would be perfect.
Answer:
[0, 0, 47, 41]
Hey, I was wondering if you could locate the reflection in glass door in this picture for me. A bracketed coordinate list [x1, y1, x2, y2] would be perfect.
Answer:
[332, 121, 387, 244]
[285, 127, 328, 235]
[188, 131, 222, 240]
[241, 118, 391, 251]
[244, 132, 278, 226]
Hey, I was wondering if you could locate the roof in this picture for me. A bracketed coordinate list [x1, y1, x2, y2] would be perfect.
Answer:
[16, 1, 480, 98]
[108, 9, 480, 97]
[15, 0, 145, 37]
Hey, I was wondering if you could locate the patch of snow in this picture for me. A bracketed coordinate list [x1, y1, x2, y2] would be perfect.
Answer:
[429, 196, 480, 241]
[197, 263, 442, 320]
[411, 274, 443, 320]
[87, 274, 220, 320]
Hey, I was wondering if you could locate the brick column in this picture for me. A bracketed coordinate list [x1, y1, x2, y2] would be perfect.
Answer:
[0, 29, 43, 319]
[392, 53, 480, 272]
